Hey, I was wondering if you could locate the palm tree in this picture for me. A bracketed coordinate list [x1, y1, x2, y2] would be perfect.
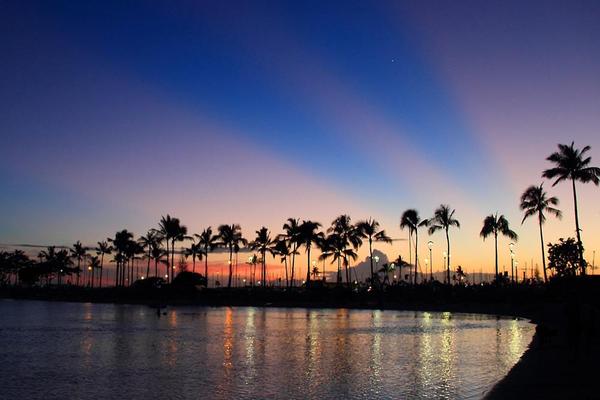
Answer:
[319, 233, 356, 285]
[480, 213, 518, 282]
[520, 184, 562, 282]
[392, 255, 410, 283]
[272, 237, 294, 287]
[311, 266, 320, 280]
[138, 230, 160, 279]
[542, 142, 600, 272]
[109, 229, 134, 287]
[150, 245, 167, 278]
[217, 224, 247, 288]
[95, 241, 112, 288]
[400, 209, 428, 285]
[197, 227, 219, 283]
[357, 218, 392, 281]
[89, 256, 101, 288]
[185, 241, 203, 273]
[328, 215, 362, 286]
[158, 215, 189, 283]
[379, 263, 395, 287]
[249, 227, 275, 287]
[426, 205, 460, 285]
[282, 218, 301, 287]
[298, 220, 324, 285]
[70, 241, 87, 286]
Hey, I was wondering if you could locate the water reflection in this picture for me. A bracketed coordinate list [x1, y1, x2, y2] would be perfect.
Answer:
[0, 301, 535, 400]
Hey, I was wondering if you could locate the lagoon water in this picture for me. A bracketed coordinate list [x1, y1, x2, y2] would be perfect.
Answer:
[0, 300, 534, 399]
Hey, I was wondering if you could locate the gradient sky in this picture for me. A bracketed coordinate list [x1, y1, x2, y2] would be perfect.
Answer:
[1, 0, 599, 278]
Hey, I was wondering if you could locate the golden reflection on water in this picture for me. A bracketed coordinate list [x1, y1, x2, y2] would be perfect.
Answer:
[370, 310, 383, 386]
[508, 319, 523, 364]
[222, 307, 234, 372]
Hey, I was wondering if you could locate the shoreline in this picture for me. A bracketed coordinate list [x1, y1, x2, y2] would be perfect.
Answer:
[2, 283, 599, 399]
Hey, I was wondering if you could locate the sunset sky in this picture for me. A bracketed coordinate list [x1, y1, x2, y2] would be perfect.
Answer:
[1, 1, 599, 279]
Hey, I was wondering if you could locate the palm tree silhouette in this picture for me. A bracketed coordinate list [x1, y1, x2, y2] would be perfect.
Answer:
[158, 215, 189, 283]
[89, 256, 100, 288]
[379, 262, 395, 286]
[520, 184, 562, 282]
[391, 255, 410, 283]
[480, 213, 518, 282]
[328, 215, 362, 286]
[426, 205, 460, 285]
[311, 266, 320, 280]
[217, 224, 247, 288]
[542, 142, 600, 272]
[319, 233, 355, 285]
[298, 220, 324, 285]
[150, 245, 167, 278]
[184, 240, 203, 274]
[95, 241, 112, 288]
[400, 209, 428, 285]
[282, 218, 301, 287]
[109, 230, 134, 286]
[138, 230, 160, 279]
[249, 227, 275, 287]
[197, 227, 219, 284]
[357, 218, 392, 282]
[70, 241, 87, 286]
[272, 237, 294, 286]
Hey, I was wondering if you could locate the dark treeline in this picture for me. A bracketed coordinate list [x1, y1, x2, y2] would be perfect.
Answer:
[1, 142, 598, 293]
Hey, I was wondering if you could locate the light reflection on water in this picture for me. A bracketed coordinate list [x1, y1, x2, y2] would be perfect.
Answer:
[0, 300, 534, 400]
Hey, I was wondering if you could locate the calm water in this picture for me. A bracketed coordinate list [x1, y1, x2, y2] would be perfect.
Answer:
[0, 300, 534, 399]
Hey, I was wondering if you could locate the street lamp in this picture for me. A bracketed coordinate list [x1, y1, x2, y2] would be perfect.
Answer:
[374, 255, 380, 275]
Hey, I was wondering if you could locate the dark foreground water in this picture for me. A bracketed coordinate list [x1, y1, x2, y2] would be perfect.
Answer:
[0, 300, 534, 399]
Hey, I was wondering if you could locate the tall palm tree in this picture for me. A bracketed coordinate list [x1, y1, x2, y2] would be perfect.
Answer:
[150, 245, 167, 278]
[319, 233, 356, 285]
[273, 237, 294, 286]
[95, 241, 112, 288]
[282, 218, 301, 287]
[520, 184, 562, 282]
[109, 229, 134, 287]
[249, 227, 275, 287]
[357, 218, 392, 281]
[298, 220, 324, 285]
[328, 215, 362, 286]
[89, 256, 101, 288]
[217, 224, 247, 288]
[197, 227, 219, 282]
[542, 142, 600, 272]
[70, 241, 87, 286]
[400, 209, 428, 285]
[184, 241, 203, 273]
[426, 205, 460, 285]
[158, 215, 189, 283]
[480, 213, 518, 282]
[138, 230, 160, 279]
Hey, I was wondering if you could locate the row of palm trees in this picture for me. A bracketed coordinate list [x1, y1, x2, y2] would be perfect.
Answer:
[2, 142, 597, 288]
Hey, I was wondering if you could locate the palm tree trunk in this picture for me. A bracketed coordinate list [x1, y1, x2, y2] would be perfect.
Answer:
[154, 258, 158, 278]
[369, 238, 374, 279]
[290, 245, 297, 287]
[77, 259, 81, 286]
[408, 231, 413, 284]
[146, 249, 151, 278]
[99, 254, 104, 288]
[192, 255, 196, 273]
[539, 213, 548, 283]
[164, 240, 169, 282]
[171, 239, 176, 283]
[262, 250, 266, 287]
[284, 258, 289, 287]
[572, 178, 585, 273]
[228, 247, 233, 288]
[446, 228, 451, 285]
[494, 232, 499, 281]
[205, 250, 208, 281]
[414, 229, 419, 285]
[306, 245, 311, 284]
